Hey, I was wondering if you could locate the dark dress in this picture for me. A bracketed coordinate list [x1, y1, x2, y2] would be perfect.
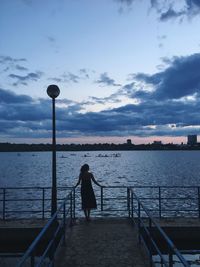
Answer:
[80, 172, 97, 209]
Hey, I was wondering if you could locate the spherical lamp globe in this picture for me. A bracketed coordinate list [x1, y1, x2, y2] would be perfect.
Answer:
[47, 85, 60, 99]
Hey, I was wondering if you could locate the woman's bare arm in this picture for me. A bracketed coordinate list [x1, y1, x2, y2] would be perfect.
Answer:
[75, 175, 81, 188]
[91, 173, 101, 187]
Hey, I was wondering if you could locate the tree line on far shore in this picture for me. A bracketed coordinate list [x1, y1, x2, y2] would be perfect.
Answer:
[0, 142, 200, 152]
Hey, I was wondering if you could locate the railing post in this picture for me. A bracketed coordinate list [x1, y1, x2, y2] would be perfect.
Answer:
[73, 187, 76, 219]
[3, 188, 6, 220]
[31, 254, 34, 267]
[149, 217, 153, 267]
[169, 249, 173, 267]
[138, 202, 141, 243]
[101, 186, 103, 211]
[159, 187, 162, 219]
[42, 188, 45, 219]
[127, 187, 130, 218]
[63, 202, 66, 246]
[198, 187, 200, 219]
[70, 192, 73, 226]
[131, 191, 133, 219]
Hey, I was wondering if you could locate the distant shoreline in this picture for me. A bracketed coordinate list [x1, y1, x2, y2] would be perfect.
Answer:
[0, 142, 200, 152]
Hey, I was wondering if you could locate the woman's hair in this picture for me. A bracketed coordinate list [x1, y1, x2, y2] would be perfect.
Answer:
[80, 164, 89, 174]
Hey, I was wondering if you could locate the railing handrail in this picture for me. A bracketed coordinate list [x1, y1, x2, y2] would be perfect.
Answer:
[130, 188, 190, 267]
[0, 186, 74, 190]
[16, 189, 74, 267]
[1, 185, 200, 220]
[1, 185, 200, 190]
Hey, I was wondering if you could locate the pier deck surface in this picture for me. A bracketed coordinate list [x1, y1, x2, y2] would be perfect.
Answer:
[55, 218, 148, 267]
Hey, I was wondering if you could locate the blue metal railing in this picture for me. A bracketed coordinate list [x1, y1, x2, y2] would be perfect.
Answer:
[99, 186, 200, 218]
[0, 186, 74, 219]
[1, 185, 200, 219]
[16, 188, 75, 267]
[129, 188, 190, 267]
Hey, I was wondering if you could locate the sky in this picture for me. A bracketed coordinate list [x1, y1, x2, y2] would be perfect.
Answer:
[1, 0, 200, 144]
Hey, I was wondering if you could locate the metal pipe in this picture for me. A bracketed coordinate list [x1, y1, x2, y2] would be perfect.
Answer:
[159, 186, 162, 218]
[101, 186, 103, 211]
[198, 187, 200, 218]
[51, 97, 57, 216]
[63, 202, 66, 246]
[3, 188, 5, 220]
[42, 188, 45, 219]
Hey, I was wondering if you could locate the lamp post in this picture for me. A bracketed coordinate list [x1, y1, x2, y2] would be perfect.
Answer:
[47, 84, 60, 216]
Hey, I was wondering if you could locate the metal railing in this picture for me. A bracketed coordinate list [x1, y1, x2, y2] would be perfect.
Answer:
[0, 187, 74, 219]
[1, 185, 200, 219]
[131, 186, 200, 218]
[16, 189, 75, 267]
[129, 188, 190, 267]
[98, 185, 200, 218]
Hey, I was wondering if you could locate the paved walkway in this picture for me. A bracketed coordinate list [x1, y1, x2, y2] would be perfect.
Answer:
[55, 218, 149, 267]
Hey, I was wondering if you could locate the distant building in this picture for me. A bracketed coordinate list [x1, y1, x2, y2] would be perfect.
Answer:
[127, 139, 132, 145]
[187, 135, 197, 145]
[153, 141, 162, 145]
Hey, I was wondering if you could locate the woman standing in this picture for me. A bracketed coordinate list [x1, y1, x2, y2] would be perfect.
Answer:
[75, 164, 102, 221]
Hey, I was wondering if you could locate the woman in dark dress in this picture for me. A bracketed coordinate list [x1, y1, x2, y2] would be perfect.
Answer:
[75, 164, 101, 221]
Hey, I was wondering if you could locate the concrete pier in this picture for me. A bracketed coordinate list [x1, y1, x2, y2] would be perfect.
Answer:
[55, 218, 149, 267]
[1, 217, 200, 266]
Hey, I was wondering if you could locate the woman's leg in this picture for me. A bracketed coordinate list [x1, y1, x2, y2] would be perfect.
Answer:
[83, 209, 87, 220]
[87, 209, 91, 221]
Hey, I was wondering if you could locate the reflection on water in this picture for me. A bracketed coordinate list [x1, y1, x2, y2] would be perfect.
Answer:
[1, 150, 200, 188]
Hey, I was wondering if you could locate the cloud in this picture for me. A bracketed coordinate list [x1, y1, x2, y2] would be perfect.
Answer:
[0, 88, 32, 104]
[48, 69, 91, 84]
[8, 71, 43, 86]
[79, 68, 90, 79]
[115, 0, 200, 21]
[47, 36, 56, 43]
[132, 53, 200, 101]
[15, 64, 29, 71]
[0, 55, 29, 75]
[63, 72, 80, 83]
[2, 72, 200, 140]
[96, 72, 121, 87]
[159, 8, 185, 22]
[0, 55, 26, 64]
[151, 0, 200, 21]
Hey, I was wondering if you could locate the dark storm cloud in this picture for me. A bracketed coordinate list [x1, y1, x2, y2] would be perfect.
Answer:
[55, 98, 200, 138]
[1, 80, 200, 139]
[96, 72, 121, 87]
[0, 88, 32, 104]
[132, 53, 200, 100]
[8, 71, 43, 86]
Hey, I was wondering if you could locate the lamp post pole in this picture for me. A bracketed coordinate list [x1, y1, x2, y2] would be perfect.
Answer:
[47, 85, 60, 216]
